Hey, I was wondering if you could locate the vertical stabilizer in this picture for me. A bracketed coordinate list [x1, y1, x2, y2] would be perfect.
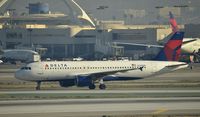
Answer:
[155, 32, 184, 61]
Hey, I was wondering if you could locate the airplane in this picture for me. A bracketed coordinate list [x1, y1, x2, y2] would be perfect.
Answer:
[15, 31, 188, 90]
[114, 12, 200, 55]
[0, 60, 3, 64]
[169, 11, 200, 54]
[0, 49, 40, 64]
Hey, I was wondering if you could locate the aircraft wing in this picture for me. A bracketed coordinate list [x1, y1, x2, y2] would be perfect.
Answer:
[77, 67, 143, 81]
[113, 42, 164, 48]
[183, 38, 197, 44]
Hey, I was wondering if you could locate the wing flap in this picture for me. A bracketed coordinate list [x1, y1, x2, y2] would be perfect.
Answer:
[113, 42, 164, 48]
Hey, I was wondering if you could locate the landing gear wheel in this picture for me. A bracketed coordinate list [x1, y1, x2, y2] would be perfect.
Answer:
[36, 81, 41, 90]
[36, 87, 40, 90]
[89, 84, 96, 90]
[99, 84, 106, 90]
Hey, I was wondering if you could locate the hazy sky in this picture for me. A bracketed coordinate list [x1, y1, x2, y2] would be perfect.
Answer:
[1, 0, 199, 24]
[77, 0, 200, 24]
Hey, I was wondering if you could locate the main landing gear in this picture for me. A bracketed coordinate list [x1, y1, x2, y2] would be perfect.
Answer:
[36, 81, 41, 90]
[99, 84, 106, 90]
[99, 79, 106, 90]
[88, 79, 106, 90]
[89, 84, 96, 89]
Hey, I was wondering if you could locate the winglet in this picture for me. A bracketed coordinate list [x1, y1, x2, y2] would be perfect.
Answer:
[169, 11, 179, 33]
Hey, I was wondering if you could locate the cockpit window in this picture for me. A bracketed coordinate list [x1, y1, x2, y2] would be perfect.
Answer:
[21, 67, 31, 70]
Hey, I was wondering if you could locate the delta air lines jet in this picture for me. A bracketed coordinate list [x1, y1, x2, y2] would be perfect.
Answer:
[15, 32, 188, 90]
[114, 12, 200, 55]
[169, 11, 200, 54]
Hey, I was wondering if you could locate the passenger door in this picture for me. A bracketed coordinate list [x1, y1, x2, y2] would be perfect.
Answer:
[36, 64, 44, 78]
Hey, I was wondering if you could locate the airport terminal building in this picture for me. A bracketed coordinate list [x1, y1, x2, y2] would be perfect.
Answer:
[0, 22, 173, 59]
[0, 0, 199, 60]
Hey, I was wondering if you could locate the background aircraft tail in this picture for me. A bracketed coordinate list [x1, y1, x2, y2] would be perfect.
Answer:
[169, 11, 179, 33]
[155, 32, 184, 61]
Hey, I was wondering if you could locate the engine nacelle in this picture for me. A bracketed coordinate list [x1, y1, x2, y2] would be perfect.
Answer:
[59, 76, 93, 88]
[75, 76, 93, 87]
[59, 79, 75, 87]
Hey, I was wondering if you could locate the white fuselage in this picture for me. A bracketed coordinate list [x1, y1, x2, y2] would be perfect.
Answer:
[15, 60, 188, 82]
[182, 38, 200, 53]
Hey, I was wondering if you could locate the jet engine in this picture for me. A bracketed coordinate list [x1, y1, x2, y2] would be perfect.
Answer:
[75, 76, 93, 87]
[59, 79, 75, 87]
[59, 76, 93, 88]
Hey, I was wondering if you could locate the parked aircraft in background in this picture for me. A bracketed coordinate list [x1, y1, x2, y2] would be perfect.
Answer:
[15, 32, 188, 90]
[169, 11, 200, 54]
[0, 60, 3, 64]
[114, 12, 200, 56]
[0, 49, 40, 64]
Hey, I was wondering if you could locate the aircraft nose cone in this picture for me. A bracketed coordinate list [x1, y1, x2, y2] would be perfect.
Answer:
[15, 70, 23, 80]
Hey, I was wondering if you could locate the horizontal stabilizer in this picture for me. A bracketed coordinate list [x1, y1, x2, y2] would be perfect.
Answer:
[165, 63, 188, 68]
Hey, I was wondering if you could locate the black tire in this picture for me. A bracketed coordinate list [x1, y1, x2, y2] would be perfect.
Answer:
[99, 84, 106, 90]
[36, 86, 40, 90]
[89, 84, 96, 89]
[36, 81, 41, 90]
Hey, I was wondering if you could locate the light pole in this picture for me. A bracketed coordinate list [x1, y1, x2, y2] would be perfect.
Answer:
[173, 5, 189, 24]
[7, 8, 16, 28]
[27, 28, 33, 48]
[96, 6, 108, 20]
[155, 6, 164, 24]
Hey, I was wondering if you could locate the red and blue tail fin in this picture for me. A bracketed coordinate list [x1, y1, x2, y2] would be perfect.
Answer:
[155, 32, 184, 61]
[169, 11, 179, 33]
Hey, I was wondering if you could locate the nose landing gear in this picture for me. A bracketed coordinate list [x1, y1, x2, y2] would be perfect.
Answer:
[36, 81, 41, 90]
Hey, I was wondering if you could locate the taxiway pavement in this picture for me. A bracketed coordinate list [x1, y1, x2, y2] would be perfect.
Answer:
[0, 97, 200, 117]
